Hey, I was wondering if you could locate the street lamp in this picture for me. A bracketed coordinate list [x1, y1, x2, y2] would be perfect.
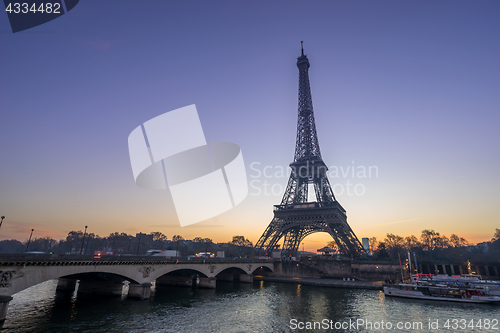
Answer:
[26, 229, 34, 252]
[80, 226, 88, 254]
[0, 216, 5, 228]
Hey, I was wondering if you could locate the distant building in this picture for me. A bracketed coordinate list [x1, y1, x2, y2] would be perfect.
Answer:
[136, 233, 153, 243]
[362, 238, 370, 253]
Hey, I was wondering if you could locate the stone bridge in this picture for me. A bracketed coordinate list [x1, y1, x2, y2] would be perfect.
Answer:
[0, 254, 278, 321]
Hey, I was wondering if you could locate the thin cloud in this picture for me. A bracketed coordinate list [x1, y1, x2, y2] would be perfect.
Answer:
[1, 222, 63, 240]
[369, 215, 443, 227]
[148, 224, 179, 228]
[185, 224, 224, 228]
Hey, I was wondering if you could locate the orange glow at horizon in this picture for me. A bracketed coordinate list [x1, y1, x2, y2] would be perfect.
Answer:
[0, 215, 493, 247]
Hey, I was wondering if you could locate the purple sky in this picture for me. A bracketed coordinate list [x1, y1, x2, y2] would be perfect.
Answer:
[1, 1, 499, 249]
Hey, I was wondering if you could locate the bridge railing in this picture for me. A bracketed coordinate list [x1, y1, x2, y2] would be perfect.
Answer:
[0, 253, 275, 266]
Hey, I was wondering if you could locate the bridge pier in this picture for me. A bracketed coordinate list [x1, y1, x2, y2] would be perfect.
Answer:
[156, 275, 195, 287]
[56, 278, 77, 292]
[198, 277, 216, 289]
[77, 281, 124, 296]
[128, 283, 151, 300]
[239, 274, 253, 283]
[0, 296, 12, 322]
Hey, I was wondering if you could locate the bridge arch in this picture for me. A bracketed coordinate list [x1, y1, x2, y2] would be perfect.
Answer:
[6, 265, 144, 296]
[251, 265, 273, 276]
[216, 267, 246, 276]
[156, 268, 208, 278]
[147, 264, 208, 281]
[215, 267, 247, 280]
[60, 272, 139, 284]
[210, 262, 274, 278]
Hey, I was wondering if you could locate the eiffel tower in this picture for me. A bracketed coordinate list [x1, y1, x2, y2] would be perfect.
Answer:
[255, 43, 365, 258]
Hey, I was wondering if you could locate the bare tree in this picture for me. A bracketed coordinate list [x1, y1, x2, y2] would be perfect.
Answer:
[172, 235, 184, 242]
[449, 234, 468, 247]
[368, 237, 379, 252]
[150, 232, 167, 249]
[404, 235, 420, 250]
[492, 229, 500, 242]
[230, 236, 252, 247]
[420, 229, 440, 250]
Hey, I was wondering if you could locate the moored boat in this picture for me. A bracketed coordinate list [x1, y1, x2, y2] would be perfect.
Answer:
[383, 280, 500, 304]
[413, 273, 500, 296]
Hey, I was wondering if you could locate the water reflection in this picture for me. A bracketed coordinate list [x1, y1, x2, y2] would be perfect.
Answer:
[1, 279, 499, 332]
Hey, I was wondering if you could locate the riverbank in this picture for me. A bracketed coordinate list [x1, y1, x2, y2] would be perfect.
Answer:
[254, 276, 383, 290]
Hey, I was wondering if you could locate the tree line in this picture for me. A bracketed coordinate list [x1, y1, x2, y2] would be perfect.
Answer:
[0, 231, 255, 258]
[360, 228, 500, 263]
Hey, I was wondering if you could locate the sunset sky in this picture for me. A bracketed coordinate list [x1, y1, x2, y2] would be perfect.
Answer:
[1, 1, 499, 251]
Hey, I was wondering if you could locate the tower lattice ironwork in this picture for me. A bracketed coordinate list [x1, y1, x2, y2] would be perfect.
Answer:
[255, 43, 365, 257]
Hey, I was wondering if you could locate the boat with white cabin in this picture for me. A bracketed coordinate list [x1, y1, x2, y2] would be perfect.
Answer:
[383, 274, 500, 304]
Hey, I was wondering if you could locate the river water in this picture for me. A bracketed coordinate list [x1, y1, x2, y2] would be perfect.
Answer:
[1, 279, 498, 332]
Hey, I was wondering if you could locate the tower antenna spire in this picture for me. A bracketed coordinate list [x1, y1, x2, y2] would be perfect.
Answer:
[301, 41, 304, 56]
